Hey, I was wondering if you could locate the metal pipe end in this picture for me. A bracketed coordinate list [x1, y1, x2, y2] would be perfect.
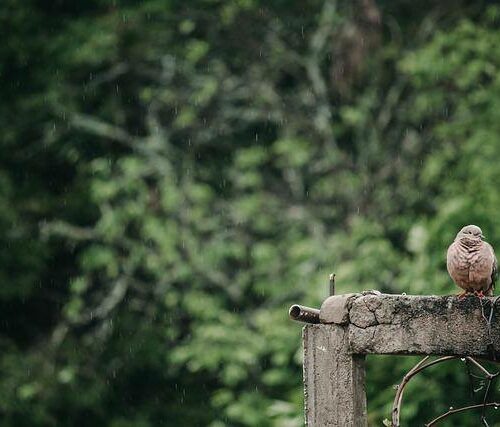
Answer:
[289, 304, 301, 318]
[289, 304, 320, 324]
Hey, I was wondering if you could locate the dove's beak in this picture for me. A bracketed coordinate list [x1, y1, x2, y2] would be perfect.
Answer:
[481, 234, 485, 240]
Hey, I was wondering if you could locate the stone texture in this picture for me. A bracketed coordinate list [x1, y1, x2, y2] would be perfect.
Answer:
[303, 324, 367, 427]
[319, 294, 357, 325]
[304, 293, 500, 426]
[349, 297, 378, 329]
[338, 294, 500, 358]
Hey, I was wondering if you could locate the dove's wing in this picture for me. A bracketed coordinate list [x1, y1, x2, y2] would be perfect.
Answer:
[485, 241, 497, 295]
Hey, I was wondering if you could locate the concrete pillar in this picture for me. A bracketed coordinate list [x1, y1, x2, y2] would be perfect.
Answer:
[303, 324, 367, 426]
[300, 293, 500, 425]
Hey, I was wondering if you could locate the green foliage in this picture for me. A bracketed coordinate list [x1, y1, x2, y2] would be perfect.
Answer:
[2, 0, 500, 425]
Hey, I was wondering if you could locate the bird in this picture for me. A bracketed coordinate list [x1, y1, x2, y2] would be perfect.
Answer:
[447, 225, 497, 297]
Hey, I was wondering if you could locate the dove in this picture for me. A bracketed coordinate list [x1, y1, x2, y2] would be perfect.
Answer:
[447, 225, 497, 297]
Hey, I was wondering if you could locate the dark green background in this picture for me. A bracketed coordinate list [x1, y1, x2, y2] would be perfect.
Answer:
[2, 0, 500, 425]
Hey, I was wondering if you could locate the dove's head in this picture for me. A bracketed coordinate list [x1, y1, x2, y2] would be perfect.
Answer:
[456, 224, 484, 242]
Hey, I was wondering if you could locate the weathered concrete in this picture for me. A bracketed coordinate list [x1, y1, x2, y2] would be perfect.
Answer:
[303, 324, 367, 426]
[319, 293, 356, 325]
[303, 293, 500, 426]
[321, 293, 500, 358]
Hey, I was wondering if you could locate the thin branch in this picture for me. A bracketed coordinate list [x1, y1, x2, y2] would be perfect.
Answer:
[392, 355, 500, 425]
[71, 113, 135, 147]
[466, 357, 499, 379]
[87, 63, 129, 87]
[425, 402, 500, 426]
[391, 356, 458, 427]
[481, 296, 500, 361]
[40, 220, 97, 241]
[465, 358, 476, 399]
[90, 278, 129, 322]
[481, 378, 494, 424]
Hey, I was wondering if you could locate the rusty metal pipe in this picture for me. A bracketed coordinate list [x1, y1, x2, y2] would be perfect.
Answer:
[289, 304, 320, 324]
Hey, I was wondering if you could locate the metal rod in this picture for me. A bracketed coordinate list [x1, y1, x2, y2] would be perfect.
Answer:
[289, 304, 320, 324]
[329, 273, 336, 296]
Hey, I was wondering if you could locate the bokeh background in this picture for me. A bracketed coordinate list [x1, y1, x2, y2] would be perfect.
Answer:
[3, 0, 500, 425]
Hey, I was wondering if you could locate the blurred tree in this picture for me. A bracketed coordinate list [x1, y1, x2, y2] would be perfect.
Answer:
[2, 0, 500, 426]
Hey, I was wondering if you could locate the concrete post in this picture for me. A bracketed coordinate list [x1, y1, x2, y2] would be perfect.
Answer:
[303, 324, 367, 426]
[300, 293, 500, 426]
